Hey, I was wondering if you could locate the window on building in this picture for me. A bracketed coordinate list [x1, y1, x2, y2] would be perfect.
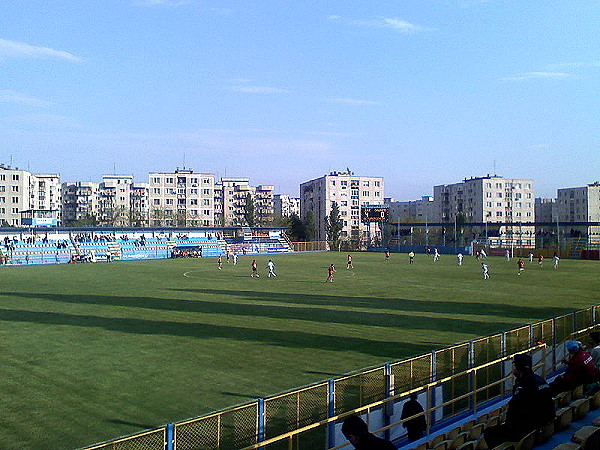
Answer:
[166, 199, 173, 205]
[12, 175, 19, 181]
[203, 199, 210, 205]
[11, 186, 18, 192]
[153, 199, 160, 205]
[363, 181, 369, 186]
[12, 208, 19, 214]
[496, 211, 503, 217]
[341, 181, 347, 186]
[190, 199, 198, 205]
[152, 177, 161, 183]
[12, 197, 18, 203]
[341, 201, 347, 206]
[203, 189, 210, 195]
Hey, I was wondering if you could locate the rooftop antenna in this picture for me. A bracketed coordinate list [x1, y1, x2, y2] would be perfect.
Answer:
[113, 163, 116, 175]
[493, 160, 497, 177]
[183, 152, 186, 169]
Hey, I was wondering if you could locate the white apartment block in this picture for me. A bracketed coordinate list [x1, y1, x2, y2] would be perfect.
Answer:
[32, 174, 61, 216]
[0, 165, 62, 227]
[384, 196, 434, 222]
[273, 194, 300, 219]
[433, 175, 535, 246]
[300, 171, 384, 241]
[214, 178, 274, 226]
[149, 168, 215, 227]
[0, 165, 34, 226]
[97, 175, 134, 227]
[535, 198, 556, 223]
[557, 182, 600, 239]
[130, 182, 149, 227]
[61, 181, 99, 225]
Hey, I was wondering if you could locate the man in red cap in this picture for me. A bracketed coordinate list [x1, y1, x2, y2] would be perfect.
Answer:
[550, 340, 597, 396]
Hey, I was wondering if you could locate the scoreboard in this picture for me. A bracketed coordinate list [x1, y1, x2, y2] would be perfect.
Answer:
[361, 206, 389, 223]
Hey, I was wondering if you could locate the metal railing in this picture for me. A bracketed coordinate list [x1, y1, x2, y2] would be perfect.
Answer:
[80, 306, 599, 450]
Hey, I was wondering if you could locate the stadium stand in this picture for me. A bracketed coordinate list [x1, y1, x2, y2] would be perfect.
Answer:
[0, 228, 291, 266]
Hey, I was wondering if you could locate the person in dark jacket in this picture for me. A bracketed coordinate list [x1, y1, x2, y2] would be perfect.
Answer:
[342, 415, 396, 450]
[484, 353, 555, 448]
[550, 340, 598, 396]
[401, 393, 427, 442]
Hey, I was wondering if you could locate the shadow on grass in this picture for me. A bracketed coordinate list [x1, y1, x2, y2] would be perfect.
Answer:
[0, 308, 435, 359]
[171, 288, 570, 320]
[0, 291, 520, 337]
[107, 419, 157, 429]
[221, 391, 261, 400]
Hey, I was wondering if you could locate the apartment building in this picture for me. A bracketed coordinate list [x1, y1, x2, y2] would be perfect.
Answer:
[384, 196, 434, 222]
[61, 181, 99, 225]
[97, 175, 134, 227]
[32, 174, 61, 216]
[0, 165, 63, 226]
[130, 183, 150, 227]
[433, 175, 535, 246]
[273, 194, 300, 220]
[300, 171, 384, 241]
[556, 182, 600, 239]
[148, 168, 215, 227]
[0, 165, 34, 226]
[214, 178, 274, 226]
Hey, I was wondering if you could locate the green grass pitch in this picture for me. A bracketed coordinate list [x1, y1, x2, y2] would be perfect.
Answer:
[1, 252, 598, 448]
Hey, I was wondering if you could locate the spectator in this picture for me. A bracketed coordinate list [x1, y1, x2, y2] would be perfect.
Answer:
[549, 340, 597, 396]
[341, 415, 395, 450]
[589, 332, 600, 371]
[401, 393, 427, 442]
[484, 353, 555, 448]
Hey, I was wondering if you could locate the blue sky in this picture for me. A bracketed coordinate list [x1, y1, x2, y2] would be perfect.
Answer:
[1, 1, 598, 199]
